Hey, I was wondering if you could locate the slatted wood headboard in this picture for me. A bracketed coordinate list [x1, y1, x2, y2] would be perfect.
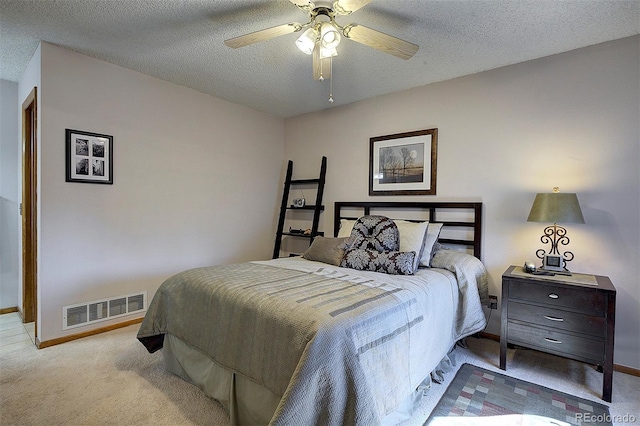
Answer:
[334, 201, 483, 259]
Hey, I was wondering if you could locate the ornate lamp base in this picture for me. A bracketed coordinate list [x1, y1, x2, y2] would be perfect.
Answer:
[535, 223, 574, 273]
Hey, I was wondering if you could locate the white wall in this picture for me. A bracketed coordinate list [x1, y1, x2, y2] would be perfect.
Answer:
[21, 43, 284, 342]
[0, 79, 20, 309]
[284, 36, 640, 369]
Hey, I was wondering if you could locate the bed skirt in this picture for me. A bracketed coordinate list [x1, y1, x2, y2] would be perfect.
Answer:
[162, 333, 456, 426]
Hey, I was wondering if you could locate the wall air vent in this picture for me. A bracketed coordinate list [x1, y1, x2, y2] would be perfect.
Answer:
[63, 291, 147, 330]
[66, 305, 88, 328]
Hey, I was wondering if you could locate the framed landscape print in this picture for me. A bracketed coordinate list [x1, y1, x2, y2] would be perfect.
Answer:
[369, 128, 437, 196]
[65, 129, 113, 184]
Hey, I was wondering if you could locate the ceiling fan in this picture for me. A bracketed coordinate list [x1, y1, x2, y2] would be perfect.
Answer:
[224, 0, 419, 102]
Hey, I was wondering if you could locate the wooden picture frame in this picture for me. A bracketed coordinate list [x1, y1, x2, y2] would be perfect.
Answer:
[369, 128, 437, 196]
[65, 129, 113, 184]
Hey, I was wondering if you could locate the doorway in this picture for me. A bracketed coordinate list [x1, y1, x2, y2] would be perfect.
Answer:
[22, 87, 37, 335]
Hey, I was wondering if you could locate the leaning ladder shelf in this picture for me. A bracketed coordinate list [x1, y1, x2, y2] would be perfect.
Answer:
[272, 156, 327, 259]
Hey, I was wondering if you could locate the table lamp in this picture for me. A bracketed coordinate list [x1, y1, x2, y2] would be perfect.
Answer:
[527, 187, 584, 274]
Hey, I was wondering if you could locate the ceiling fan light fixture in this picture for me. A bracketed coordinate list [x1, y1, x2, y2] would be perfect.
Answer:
[320, 22, 341, 49]
[225, 0, 419, 105]
[296, 27, 317, 55]
[319, 46, 338, 59]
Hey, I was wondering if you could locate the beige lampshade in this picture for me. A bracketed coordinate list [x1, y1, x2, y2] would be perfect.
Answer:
[527, 192, 585, 224]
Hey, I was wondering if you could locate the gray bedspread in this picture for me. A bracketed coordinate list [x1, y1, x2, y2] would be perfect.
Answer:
[137, 255, 488, 425]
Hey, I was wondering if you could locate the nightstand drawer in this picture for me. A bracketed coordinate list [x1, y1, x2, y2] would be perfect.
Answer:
[508, 322, 605, 363]
[508, 301, 606, 337]
[508, 280, 605, 315]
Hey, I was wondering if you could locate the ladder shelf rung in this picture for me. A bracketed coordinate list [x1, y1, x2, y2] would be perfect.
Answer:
[290, 178, 321, 184]
[281, 231, 325, 238]
[286, 205, 324, 211]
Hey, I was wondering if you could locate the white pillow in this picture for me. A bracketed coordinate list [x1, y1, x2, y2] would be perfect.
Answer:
[337, 219, 356, 238]
[419, 222, 444, 267]
[393, 220, 429, 272]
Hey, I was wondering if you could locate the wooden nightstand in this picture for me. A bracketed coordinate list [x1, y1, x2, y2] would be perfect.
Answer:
[500, 265, 616, 402]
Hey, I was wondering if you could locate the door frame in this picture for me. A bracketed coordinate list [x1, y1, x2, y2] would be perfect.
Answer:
[21, 87, 37, 330]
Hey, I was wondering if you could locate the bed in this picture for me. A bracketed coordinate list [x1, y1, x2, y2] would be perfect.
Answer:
[137, 201, 488, 425]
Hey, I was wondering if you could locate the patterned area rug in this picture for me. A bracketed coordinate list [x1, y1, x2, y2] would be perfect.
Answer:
[425, 363, 611, 426]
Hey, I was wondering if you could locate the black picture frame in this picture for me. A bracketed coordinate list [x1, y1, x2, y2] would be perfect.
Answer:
[65, 129, 113, 184]
[369, 128, 437, 196]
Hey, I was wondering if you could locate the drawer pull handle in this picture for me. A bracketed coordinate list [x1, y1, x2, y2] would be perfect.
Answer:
[543, 315, 564, 322]
[548, 293, 559, 299]
[544, 337, 562, 344]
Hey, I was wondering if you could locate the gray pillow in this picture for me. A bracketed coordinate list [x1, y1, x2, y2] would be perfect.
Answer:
[302, 236, 353, 266]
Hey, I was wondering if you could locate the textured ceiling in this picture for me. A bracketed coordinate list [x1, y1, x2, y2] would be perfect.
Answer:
[1, 0, 638, 118]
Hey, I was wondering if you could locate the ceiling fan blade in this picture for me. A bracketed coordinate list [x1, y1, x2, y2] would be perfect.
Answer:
[334, 0, 372, 15]
[312, 42, 332, 80]
[343, 24, 419, 60]
[224, 23, 302, 49]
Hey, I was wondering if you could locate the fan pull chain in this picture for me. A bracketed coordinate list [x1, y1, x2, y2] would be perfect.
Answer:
[318, 50, 325, 82]
[328, 56, 334, 103]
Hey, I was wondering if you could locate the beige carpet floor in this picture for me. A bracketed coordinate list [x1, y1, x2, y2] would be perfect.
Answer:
[1, 324, 638, 425]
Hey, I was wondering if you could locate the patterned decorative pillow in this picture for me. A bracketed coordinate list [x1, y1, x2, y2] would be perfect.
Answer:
[340, 248, 416, 275]
[349, 215, 399, 251]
